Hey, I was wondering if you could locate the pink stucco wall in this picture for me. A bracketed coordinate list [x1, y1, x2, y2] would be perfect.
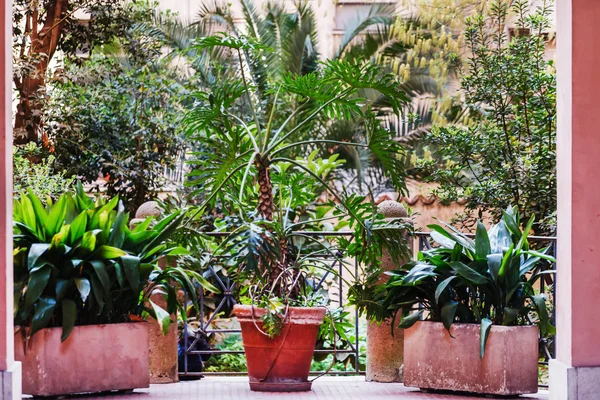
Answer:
[557, 0, 600, 368]
[0, 0, 14, 373]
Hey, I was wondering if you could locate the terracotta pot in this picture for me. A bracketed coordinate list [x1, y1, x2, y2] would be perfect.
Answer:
[233, 304, 325, 392]
[404, 321, 539, 395]
[15, 322, 150, 396]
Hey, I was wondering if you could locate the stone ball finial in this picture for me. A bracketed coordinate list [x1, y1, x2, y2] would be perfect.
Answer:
[135, 201, 161, 219]
[377, 200, 408, 218]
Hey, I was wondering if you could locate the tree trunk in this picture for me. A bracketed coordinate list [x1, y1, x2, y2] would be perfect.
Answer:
[14, 0, 69, 144]
[256, 157, 289, 297]
[256, 157, 274, 221]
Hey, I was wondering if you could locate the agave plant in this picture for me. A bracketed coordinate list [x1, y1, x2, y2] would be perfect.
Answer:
[379, 206, 555, 357]
[13, 183, 217, 342]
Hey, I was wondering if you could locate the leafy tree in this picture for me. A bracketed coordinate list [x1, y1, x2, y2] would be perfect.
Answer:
[13, 0, 130, 144]
[13, 143, 74, 199]
[45, 3, 191, 211]
[416, 0, 556, 232]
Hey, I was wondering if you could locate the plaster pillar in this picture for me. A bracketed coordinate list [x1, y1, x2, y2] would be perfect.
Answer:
[365, 200, 412, 383]
[133, 202, 179, 384]
[0, 0, 21, 398]
[549, 1, 600, 398]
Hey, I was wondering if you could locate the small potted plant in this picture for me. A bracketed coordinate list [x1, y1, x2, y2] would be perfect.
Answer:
[376, 207, 555, 395]
[183, 34, 412, 391]
[13, 184, 216, 397]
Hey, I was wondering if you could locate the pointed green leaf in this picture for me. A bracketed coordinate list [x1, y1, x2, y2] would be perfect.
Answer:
[480, 318, 493, 359]
[89, 261, 110, 292]
[435, 276, 456, 304]
[25, 266, 52, 307]
[69, 212, 88, 244]
[32, 297, 56, 335]
[448, 261, 489, 284]
[399, 310, 423, 329]
[27, 243, 50, 271]
[61, 299, 77, 342]
[121, 255, 141, 292]
[475, 221, 491, 259]
[92, 245, 127, 259]
[149, 299, 172, 336]
[441, 301, 458, 332]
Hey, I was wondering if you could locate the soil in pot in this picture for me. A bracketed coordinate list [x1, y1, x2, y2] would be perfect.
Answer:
[233, 304, 325, 392]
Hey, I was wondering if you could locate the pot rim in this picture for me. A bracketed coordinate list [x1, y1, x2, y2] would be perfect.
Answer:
[233, 304, 326, 325]
[410, 320, 540, 331]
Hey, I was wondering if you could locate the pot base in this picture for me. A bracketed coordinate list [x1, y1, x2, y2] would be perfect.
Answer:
[249, 381, 313, 392]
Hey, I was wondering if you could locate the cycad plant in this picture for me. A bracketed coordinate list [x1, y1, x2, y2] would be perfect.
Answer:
[183, 34, 412, 317]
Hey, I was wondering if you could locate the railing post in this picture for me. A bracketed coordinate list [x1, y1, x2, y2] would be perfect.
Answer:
[366, 200, 413, 383]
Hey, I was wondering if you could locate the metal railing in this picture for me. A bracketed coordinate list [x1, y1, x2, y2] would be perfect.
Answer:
[180, 231, 557, 383]
[180, 231, 361, 377]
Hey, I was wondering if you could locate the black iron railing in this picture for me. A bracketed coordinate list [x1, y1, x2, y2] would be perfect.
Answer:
[180, 231, 361, 377]
[180, 231, 557, 384]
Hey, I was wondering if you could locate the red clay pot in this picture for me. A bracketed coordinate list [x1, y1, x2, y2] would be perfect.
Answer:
[233, 304, 325, 392]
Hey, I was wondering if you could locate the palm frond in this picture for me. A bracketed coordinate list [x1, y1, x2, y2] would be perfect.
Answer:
[336, 3, 397, 59]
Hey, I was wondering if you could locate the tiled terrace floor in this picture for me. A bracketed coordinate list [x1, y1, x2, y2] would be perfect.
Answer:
[53, 377, 549, 400]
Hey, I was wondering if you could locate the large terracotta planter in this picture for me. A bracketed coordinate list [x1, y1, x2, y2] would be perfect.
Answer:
[404, 321, 539, 395]
[15, 322, 150, 397]
[233, 304, 325, 392]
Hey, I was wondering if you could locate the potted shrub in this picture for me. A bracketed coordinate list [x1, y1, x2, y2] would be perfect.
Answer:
[378, 207, 555, 395]
[13, 184, 216, 397]
[182, 34, 412, 391]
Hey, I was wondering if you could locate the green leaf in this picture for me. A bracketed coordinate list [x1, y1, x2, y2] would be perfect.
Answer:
[533, 294, 555, 335]
[480, 318, 493, 359]
[165, 247, 191, 256]
[27, 189, 49, 235]
[90, 274, 105, 313]
[435, 276, 456, 304]
[46, 194, 68, 237]
[78, 231, 97, 254]
[448, 261, 488, 284]
[27, 243, 50, 271]
[25, 266, 52, 307]
[441, 301, 458, 333]
[69, 212, 88, 244]
[32, 297, 56, 335]
[399, 310, 423, 329]
[121, 255, 141, 292]
[487, 254, 502, 281]
[475, 222, 491, 259]
[89, 261, 110, 292]
[61, 299, 77, 342]
[502, 210, 521, 239]
[149, 299, 172, 336]
[92, 245, 127, 259]
[108, 202, 128, 248]
[502, 307, 519, 325]
[74, 278, 91, 302]
[56, 279, 70, 301]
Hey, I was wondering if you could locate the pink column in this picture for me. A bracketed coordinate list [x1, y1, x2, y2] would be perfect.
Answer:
[0, 0, 20, 398]
[550, 0, 600, 398]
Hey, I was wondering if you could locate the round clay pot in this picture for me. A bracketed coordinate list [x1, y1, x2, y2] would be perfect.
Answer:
[233, 304, 326, 392]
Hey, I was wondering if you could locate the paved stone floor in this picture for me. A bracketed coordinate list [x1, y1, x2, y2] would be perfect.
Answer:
[48, 377, 549, 400]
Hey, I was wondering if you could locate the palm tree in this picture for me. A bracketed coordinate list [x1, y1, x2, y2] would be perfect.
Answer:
[182, 34, 409, 297]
